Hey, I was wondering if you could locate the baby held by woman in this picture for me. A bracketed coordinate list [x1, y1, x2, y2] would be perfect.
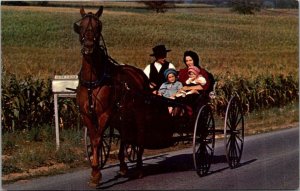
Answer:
[176, 66, 206, 97]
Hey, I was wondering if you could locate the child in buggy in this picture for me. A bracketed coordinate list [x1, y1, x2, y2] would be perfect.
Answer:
[158, 68, 183, 115]
[176, 66, 206, 98]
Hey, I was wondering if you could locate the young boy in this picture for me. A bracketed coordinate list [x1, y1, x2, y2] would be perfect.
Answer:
[158, 68, 183, 114]
[158, 68, 183, 98]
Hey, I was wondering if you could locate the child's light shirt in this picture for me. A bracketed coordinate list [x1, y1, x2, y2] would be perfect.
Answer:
[158, 81, 183, 98]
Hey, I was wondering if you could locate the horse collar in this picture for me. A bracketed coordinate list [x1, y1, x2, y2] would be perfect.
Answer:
[80, 79, 103, 89]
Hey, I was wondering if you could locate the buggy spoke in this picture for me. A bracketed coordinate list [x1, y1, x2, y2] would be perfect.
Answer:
[236, 134, 243, 142]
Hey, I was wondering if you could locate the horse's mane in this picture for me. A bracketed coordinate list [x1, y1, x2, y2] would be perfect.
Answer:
[88, 41, 151, 95]
[117, 64, 151, 94]
[89, 45, 113, 82]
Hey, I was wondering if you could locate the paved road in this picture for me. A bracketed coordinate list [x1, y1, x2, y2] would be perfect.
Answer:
[3, 127, 299, 190]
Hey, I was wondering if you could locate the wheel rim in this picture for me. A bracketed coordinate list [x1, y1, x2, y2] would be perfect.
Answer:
[224, 96, 245, 168]
[84, 126, 113, 169]
[193, 104, 215, 176]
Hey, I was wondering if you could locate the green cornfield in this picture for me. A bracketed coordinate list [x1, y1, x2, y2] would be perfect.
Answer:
[1, 4, 298, 131]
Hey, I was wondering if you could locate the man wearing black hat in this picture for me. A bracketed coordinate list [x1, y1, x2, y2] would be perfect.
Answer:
[143, 44, 176, 94]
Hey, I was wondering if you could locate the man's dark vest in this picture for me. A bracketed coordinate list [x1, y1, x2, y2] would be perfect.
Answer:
[149, 61, 170, 90]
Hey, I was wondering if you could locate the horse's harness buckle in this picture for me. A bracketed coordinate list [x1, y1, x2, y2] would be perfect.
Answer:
[124, 82, 130, 90]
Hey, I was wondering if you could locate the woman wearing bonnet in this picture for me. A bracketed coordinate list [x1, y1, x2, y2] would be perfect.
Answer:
[176, 50, 212, 116]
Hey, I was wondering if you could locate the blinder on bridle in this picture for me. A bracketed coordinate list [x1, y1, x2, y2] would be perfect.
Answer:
[73, 15, 102, 35]
[73, 6, 104, 54]
[73, 21, 81, 34]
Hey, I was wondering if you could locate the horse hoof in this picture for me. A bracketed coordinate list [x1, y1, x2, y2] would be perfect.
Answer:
[132, 170, 143, 179]
[118, 169, 127, 177]
[88, 181, 98, 188]
[118, 164, 128, 177]
[137, 171, 143, 179]
[137, 173, 143, 179]
[88, 173, 102, 188]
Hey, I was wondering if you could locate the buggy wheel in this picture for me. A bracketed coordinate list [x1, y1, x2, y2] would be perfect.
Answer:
[224, 95, 245, 168]
[193, 104, 215, 177]
[84, 125, 113, 169]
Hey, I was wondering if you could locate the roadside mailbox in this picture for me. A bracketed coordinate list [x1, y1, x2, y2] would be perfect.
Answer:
[52, 75, 79, 149]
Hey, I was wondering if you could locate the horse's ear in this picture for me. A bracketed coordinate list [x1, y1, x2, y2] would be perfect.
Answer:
[95, 6, 103, 18]
[80, 7, 86, 17]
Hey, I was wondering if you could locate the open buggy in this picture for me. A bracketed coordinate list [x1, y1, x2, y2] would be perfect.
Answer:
[74, 6, 245, 186]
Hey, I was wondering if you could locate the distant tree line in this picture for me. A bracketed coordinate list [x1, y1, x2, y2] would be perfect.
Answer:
[186, 0, 298, 8]
[2, 0, 297, 10]
[1, 1, 49, 6]
[142, 0, 298, 14]
[141, 1, 173, 13]
[230, 0, 262, 14]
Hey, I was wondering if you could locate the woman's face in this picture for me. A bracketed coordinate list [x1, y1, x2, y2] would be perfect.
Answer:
[185, 56, 194, 67]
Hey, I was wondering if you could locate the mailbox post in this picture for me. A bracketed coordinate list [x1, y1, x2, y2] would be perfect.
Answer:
[52, 75, 79, 149]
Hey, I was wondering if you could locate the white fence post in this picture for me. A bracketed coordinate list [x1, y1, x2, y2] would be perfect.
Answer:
[54, 93, 60, 150]
[52, 75, 79, 150]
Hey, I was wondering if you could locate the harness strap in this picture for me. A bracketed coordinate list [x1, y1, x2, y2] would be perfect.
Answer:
[87, 88, 100, 130]
[80, 79, 104, 88]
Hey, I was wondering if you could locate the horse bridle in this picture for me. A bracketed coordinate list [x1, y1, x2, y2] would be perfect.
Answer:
[74, 11, 110, 86]
[73, 13, 107, 55]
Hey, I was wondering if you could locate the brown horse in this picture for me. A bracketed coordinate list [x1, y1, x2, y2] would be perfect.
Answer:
[74, 7, 174, 187]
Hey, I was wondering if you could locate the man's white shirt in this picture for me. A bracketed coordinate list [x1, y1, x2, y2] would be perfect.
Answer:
[143, 62, 176, 78]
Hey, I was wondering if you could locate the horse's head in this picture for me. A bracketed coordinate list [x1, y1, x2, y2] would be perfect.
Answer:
[74, 7, 103, 55]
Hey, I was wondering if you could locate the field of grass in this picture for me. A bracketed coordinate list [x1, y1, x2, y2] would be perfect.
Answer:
[1, 5, 298, 81]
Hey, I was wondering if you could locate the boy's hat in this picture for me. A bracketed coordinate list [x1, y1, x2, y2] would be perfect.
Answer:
[164, 68, 177, 80]
[188, 66, 200, 76]
[150, 44, 171, 57]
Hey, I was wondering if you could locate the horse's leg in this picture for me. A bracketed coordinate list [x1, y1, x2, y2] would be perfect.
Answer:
[82, 116, 102, 187]
[135, 112, 145, 179]
[87, 86, 112, 186]
[83, 112, 110, 187]
[118, 140, 128, 176]
[136, 146, 144, 179]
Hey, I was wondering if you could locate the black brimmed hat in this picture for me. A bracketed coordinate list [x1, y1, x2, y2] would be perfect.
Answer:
[150, 45, 171, 57]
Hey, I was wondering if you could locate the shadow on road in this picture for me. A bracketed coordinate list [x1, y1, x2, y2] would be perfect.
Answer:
[237, 158, 257, 168]
[98, 153, 257, 189]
